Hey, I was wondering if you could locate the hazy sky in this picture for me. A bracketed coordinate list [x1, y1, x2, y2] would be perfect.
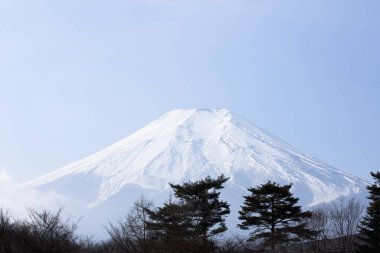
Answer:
[0, 0, 379, 182]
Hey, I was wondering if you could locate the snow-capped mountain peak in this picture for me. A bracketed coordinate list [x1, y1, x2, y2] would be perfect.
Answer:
[27, 108, 367, 208]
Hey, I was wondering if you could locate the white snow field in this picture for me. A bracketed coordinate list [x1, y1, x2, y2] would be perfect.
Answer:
[26, 108, 368, 238]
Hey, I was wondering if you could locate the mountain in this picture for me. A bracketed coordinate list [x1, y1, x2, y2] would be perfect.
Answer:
[26, 108, 368, 237]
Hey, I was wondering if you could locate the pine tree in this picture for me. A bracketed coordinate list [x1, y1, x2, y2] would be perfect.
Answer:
[145, 175, 230, 252]
[238, 181, 313, 251]
[169, 174, 230, 251]
[356, 171, 380, 253]
[145, 200, 193, 252]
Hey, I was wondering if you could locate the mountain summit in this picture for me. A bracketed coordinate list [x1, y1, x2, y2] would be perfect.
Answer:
[28, 108, 366, 209]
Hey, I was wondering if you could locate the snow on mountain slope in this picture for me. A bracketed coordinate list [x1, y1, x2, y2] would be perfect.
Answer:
[27, 108, 367, 208]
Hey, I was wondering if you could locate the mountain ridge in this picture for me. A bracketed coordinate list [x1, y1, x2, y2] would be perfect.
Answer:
[27, 108, 367, 209]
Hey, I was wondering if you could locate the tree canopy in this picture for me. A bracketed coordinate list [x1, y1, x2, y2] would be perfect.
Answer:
[146, 174, 230, 252]
[238, 181, 314, 250]
[356, 171, 380, 253]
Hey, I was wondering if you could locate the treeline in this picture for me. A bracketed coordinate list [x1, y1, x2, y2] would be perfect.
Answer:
[0, 172, 379, 253]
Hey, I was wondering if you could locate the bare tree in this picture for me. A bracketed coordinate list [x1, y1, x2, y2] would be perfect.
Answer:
[20, 208, 79, 253]
[0, 208, 13, 253]
[303, 197, 365, 253]
[305, 204, 330, 253]
[107, 195, 154, 253]
[328, 197, 364, 253]
[76, 236, 114, 253]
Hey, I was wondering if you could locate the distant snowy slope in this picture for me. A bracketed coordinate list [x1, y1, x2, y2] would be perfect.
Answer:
[27, 108, 367, 209]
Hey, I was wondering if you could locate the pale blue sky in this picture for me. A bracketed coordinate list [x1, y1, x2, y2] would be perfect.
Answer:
[0, 0, 379, 181]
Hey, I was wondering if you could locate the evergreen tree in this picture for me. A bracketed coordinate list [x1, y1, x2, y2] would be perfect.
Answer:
[238, 181, 313, 251]
[146, 175, 230, 252]
[145, 200, 193, 252]
[356, 171, 380, 253]
[169, 175, 230, 251]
